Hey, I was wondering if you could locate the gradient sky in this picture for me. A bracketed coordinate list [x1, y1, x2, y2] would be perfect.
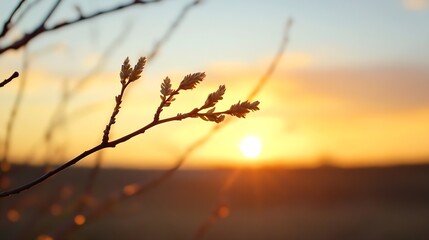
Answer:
[1, 0, 429, 168]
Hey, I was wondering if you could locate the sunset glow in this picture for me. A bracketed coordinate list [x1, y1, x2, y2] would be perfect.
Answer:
[0, 0, 428, 169]
[240, 136, 262, 159]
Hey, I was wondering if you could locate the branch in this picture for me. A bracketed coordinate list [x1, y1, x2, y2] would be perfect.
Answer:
[0, 58, 259, 197]
[0, 72, 19, 88]
[49, 17, 293, 239]
[40, 0, 63, 27]
[0, 0, 161, 55]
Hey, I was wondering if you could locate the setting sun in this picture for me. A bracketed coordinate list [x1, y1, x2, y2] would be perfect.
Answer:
[240, 136, 262, 159]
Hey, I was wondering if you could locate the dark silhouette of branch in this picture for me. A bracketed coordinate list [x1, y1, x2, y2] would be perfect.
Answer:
[41, 0, 198, 162]
[47, 17, 292, 239]
[0, 72, 19, 88]
[0, 0, 161, 55]
[43, 3, 203, 234]
[41, 23, 133, 167]
[0, 58, 259, 197]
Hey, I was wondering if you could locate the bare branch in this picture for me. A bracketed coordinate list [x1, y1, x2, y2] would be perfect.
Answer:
[0, 0, 161, 55]
[47, 17, 293, 238]
[39, 0, 63, 27]
[0, 66, 259, 197]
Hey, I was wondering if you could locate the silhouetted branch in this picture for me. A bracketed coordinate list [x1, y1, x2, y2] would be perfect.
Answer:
[51, 16, 293, 239]
[0, 58, 259, 197]
[0, 0, 161, 55]
[46, 3, 202, 232]
[45, 18, 291, 239]
[42, 23, 133, 167]
[0, 72, 19, 88]
[43, 0, 198, 157]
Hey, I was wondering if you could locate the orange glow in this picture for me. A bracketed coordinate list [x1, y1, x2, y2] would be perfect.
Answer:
[37, 235, 54, 240]
[7, 209, 20, 222]
[74, 214, 86, 225]
[123, 184, 139, 196]
[217, 206, 230, 218]
[50, 204, 62, 216]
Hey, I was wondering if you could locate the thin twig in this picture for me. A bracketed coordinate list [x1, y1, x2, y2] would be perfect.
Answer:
[42, 23, 133, 166]
[0, 0, 161, 55]
[40, 0, 63, 27]
[46, 3, 201, 233]
[0, 72, 19, 88]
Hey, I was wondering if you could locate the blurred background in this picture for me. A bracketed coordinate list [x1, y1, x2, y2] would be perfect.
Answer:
[1, 0, 429, 239]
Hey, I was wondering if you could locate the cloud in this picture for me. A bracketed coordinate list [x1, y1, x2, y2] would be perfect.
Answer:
[403, 0, 428, 11]
[274, 65, 429, 115]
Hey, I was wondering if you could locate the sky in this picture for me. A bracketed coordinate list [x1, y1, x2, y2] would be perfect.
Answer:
[1, 0, 429, 169]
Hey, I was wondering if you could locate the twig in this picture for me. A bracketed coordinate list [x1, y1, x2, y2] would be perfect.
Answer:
[42, 23, 133, 166]
[44, 3, 200, 233]
[0, 72, 19, 88]
[42, 0, 197, 162]
[0, 58, 259, 197]
[0, 0, 161, 55]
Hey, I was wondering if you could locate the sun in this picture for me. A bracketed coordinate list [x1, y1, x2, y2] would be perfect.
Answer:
[240, 136, 262, 159]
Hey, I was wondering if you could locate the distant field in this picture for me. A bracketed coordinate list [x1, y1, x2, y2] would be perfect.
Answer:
[1, 164, 429, 239]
